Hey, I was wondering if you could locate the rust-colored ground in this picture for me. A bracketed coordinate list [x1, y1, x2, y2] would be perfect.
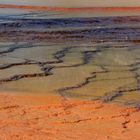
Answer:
[0, 92, 140, 140]
[1, 4, 140, 12]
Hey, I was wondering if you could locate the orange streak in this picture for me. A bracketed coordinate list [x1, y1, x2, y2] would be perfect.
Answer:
[1, 4, 140, 12]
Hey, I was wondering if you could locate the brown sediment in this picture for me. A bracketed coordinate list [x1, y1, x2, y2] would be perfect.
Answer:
[0, 92, 140, 140]
[1, 4, 140, 12]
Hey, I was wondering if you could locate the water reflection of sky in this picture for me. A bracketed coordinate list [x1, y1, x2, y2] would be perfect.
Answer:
[0, 8, 30, 15]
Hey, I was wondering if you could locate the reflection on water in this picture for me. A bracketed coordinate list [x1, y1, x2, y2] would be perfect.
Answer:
[0, 8, 140, 106]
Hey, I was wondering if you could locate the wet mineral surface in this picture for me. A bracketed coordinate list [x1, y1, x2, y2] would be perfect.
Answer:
[0, 9, 140, 106]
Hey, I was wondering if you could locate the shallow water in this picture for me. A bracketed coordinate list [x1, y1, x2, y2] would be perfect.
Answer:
[0, 8, 140, 106]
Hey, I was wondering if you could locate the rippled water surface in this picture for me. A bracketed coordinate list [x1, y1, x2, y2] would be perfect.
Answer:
[0, 8, 140, 106]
